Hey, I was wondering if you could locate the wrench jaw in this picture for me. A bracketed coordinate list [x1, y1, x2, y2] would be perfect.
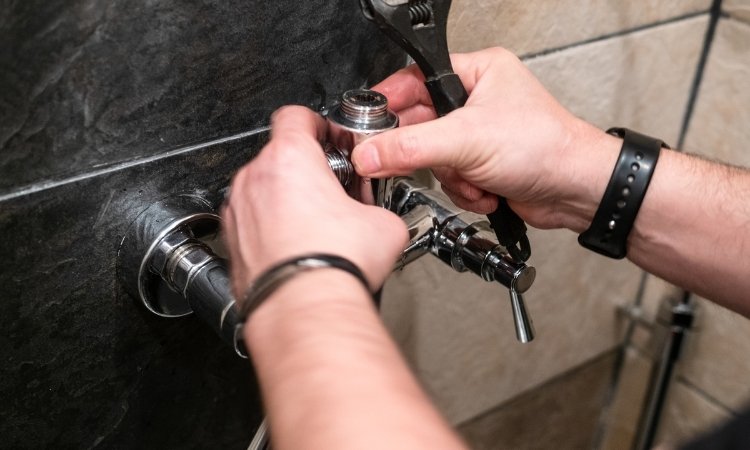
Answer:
[362, 0, 454, 81]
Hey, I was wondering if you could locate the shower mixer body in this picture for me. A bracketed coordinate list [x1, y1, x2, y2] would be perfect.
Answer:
[326, 89, 399, 208]
[117, 89, 536, 362]
[325, 89, 536, 342]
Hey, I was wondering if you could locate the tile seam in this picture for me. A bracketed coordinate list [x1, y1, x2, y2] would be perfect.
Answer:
[723, 13, 750, 27]
[678, 0, 724, 149]
[0, 126, 269, 203]
[454, 348, 619, 428]
[673, 375, 738, 417]
[520, 10, 711, 62]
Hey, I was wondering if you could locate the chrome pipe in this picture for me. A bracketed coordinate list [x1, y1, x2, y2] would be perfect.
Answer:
[117, 196, 247, 358]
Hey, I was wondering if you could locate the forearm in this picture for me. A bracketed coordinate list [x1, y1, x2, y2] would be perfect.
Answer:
[628, 150, 750, 313]
[244, 270, 466, 450]
[562, 125, 750, 314]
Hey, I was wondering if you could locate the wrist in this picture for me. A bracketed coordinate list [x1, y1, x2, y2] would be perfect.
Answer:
[243, 269, 374, 345]
[554, 121, 622, 233]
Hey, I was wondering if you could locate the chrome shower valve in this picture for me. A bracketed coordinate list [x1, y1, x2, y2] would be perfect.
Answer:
[324, 89, 537, 343]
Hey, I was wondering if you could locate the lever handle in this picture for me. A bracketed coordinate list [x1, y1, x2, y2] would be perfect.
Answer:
[509, 286, 535, 343]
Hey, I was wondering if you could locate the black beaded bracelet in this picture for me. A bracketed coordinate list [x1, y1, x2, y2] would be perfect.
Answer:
[578, 128, 669, 259]
[238, 254, 371, 322]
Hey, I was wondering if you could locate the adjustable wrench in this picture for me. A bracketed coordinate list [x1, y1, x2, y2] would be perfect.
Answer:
[361, 0, 531, 262]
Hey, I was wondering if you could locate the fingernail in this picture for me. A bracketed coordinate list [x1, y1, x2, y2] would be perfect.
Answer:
[353, 143, 381, 174]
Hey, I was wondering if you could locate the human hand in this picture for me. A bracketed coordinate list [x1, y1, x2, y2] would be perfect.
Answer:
[351, 47, 617, 230]
[222, 106, 408, 300]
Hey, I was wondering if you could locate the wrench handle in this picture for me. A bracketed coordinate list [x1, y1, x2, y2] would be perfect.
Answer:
[426, 74, 531, 262]
[425, 74, 469, 117]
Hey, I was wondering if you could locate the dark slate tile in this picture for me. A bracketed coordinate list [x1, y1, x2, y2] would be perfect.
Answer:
[0, 0, 404, 192]
[0, 131, 268, 448]
[0, 2, 406, 446]
[0, 129, 265, 448]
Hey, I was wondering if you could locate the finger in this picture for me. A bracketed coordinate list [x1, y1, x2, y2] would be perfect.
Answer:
[432, 167, 485, 202]
[448, 51, 494, 93]
[264, 105, 331, 173]
[372, 51, 495, 112]
[270, 105, 327, 144]
[371, 64, 429, 112]
[397, 104, 438, 126]
[441, 184, 498, 214]
[351, 113, 475, 177]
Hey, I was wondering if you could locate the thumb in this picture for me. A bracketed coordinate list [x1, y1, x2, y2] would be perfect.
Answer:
[351, 115, 472, 177]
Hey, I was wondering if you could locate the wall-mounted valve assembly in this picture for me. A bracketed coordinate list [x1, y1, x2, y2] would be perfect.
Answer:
[325, 89, 537, 343]
[117, 89, 537, 365]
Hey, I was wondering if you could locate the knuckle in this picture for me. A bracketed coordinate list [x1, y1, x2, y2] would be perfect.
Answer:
[239, 153, 275, 186]
[458, 181, 481, 201]
[275, 132, 311, 153]
[380, 210, 410, 247]
[268, 133, 319, 166]
[231, 164, 252, 188]
[486, 46, 513, 61]
[395, 130, 422, 168]
[271, 105, 307, 123]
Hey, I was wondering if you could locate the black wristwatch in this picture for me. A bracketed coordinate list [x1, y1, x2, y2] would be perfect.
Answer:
[578, 128, 670, 259]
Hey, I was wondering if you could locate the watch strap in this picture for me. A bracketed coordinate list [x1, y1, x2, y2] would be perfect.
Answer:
[578, 128, 669, 259]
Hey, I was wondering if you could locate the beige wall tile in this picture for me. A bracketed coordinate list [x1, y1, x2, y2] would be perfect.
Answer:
[676, 297, 750, 413]
[725, 0, 750, 23]
[639, 275, 684, 324]
[382, 16, 708, 425]
[383, 230, 639, 424]
[448, 0, 711, 55]
[655, 379, 733, 447]
[457, 352, 616, 450]
[683, 19, 750, 165]
[626, 276, 683, 357]
[600, 348, 653, 450]
[527, 16, 709, 145]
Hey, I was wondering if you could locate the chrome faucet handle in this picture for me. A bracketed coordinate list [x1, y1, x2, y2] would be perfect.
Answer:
[453, 219, 536, 343]
[510, 283, 535, 343]
[392, 178, 537, 343]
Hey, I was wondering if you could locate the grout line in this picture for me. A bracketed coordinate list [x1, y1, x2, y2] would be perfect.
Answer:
[520, 10, 711, 61]
[0, 126, 269, 203]
[674, 375, 738, 417]
[677, 0, 724, 150]
[724, 13, 750, 27]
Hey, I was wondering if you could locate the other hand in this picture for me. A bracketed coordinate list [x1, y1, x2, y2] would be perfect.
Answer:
[222, 106, 409, 300]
